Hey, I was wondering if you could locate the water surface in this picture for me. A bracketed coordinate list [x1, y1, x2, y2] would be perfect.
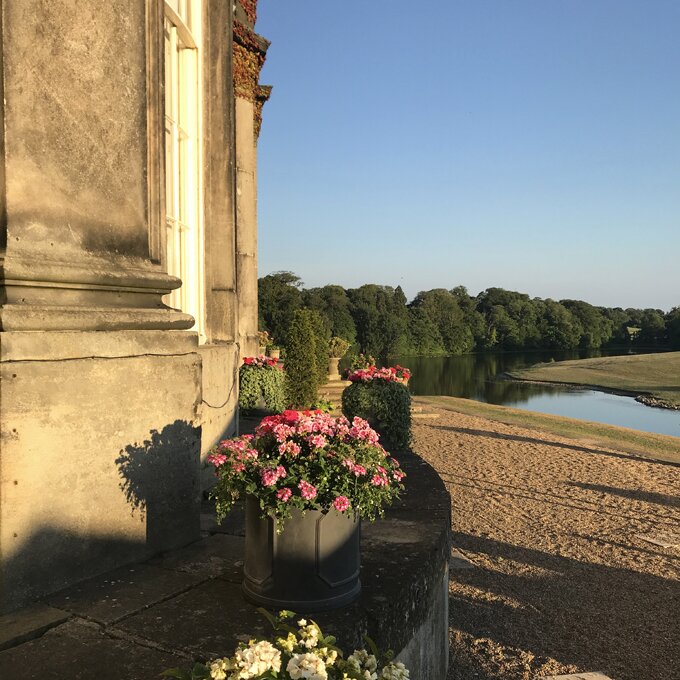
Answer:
[392, 351, 680, 439]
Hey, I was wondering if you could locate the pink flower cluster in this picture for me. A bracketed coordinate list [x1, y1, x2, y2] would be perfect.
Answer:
[342, 458, 367, 477]
[333, 495, 350, 512]
[261, 465, 287, 487]
[298, 480, 317, 500]
[207, 435, 258, 474]
[242, 355, 281, 369]
[347, 364, 411, 384]
[208, 409, 406, 524]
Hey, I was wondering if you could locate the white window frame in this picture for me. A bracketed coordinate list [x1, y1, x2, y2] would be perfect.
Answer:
[163, 0, 205, 342]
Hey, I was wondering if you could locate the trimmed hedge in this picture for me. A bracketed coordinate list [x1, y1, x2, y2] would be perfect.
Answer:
[238, 364, 286, 413]
[284, 310, 319, 408]
[342, 380, 412, 450]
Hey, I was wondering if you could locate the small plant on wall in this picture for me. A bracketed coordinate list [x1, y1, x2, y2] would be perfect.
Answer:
[329, 336, 351, 359]
[342, 365, 412, 450]
[239, 355, 286, 414]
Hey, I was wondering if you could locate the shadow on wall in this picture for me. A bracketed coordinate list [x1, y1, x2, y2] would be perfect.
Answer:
[0, 421, 202, 615]
[116, 420, 202, 553]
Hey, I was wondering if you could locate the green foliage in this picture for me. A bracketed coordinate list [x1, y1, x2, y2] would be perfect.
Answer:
[258, 271, 303, 346]
[303, 285, 357, 344]
[259, 272, 678, 356]
[308, 309, 330, 388]
[239, 364, 286, 413]
[310, 397, 335, 413]
[666, 307, 680, 348]
[329, 336, 351, 358]
[284, 310, 320, 409]
[348, 353, 376, 370]
[342, 381, 412, 450]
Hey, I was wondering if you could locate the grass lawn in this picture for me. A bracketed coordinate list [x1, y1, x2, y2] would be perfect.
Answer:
[508, 351, 680, 409]
[415, 395, 680, 465]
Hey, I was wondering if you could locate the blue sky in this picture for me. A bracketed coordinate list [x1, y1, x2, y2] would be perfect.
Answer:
[256, 1, 680, 311]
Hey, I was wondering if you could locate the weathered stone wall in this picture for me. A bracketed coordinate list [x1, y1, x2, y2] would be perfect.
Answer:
[0, 332, 202, 614]
[0, 0, 253, 613]
[233, 0, 270, 358]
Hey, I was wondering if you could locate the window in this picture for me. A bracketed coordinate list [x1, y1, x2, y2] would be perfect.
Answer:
[164, 0, 204, 340]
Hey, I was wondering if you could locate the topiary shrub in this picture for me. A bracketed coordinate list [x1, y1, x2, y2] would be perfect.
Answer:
[342, 380, 412, 450]
[329, 336, 351, 358]
[238, 356, 286, 413]
[284, 310, 319, 408]
[307, 309, 330, 389]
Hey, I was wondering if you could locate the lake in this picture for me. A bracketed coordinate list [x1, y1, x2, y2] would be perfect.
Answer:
[391, 350, 680, 439]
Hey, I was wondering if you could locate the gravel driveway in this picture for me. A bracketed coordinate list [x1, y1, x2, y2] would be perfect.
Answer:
[411, 402, 680, 680]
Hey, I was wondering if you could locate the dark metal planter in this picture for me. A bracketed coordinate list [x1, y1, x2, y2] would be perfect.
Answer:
[242, 496, 361, 612]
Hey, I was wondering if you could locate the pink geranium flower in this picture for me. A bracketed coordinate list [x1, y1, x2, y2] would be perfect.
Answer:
[298, 480, 317, 500]
[277, 488, 292, 502]
[333, 496, 350, 513]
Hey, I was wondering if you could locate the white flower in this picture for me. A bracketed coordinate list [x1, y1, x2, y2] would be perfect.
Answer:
[381, 661, 410, 680]
[286, 652, 328, 680]
[346, 650, 378, 680]
[277, 632, 297, 653]
[318, 647, 338, 666]
[209, 658, 232, 680]
[233, 640, 281, 678]
[298, 621, 320, 649]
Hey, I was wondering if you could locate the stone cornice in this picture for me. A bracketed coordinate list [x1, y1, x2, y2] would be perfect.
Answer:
[233, 0, 270, 137]
[254, 85, 272, 139]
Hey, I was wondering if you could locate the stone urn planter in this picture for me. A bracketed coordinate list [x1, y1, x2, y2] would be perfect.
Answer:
[206, 411, 406, 613]
[242, 496, 361, 612]
[327, 356, 342, 381]
[267, 347, 281, 361]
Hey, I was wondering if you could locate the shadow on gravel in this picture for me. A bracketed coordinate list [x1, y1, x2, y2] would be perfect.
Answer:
[447, 531, 680, 680]
[567, 481, 680, 508]
[430, 424, 680, 467]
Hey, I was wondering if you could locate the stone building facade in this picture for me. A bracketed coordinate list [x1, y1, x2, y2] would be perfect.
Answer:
[0, 0, 269, 614]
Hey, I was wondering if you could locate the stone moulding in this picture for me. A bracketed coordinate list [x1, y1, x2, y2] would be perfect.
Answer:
[0, 256, 195, 331]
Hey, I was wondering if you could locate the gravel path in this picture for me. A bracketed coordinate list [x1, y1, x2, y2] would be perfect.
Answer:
[411, 403, 680, 680]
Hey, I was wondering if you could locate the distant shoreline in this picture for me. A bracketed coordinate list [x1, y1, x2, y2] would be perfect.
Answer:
[506, 351, 680, 411]
[504, 374, 679, 411]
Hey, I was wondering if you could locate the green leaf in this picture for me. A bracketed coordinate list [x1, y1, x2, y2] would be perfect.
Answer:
[257, 607, 277, 629]
[159, 669, 190, 679]
[363, 634, 379, 658]
[190, 664, 211, 680]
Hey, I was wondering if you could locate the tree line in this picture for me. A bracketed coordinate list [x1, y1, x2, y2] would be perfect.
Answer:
[258, 272, 680, 359]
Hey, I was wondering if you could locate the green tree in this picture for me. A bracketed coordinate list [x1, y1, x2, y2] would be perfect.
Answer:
[665, 307, 680, 348]
[635, 309, 666, 346]
[407, 306, 445, 355]
[258, 272, 303, 346]
[539, 300, 582, 349]
[349, 285, 410, 359]
[561, 299, 614, 348]
[283, 310, 318, 408]
[410, 289, 473, 355]
[307, 309, 331, 388]
[303, 285, 357, 344]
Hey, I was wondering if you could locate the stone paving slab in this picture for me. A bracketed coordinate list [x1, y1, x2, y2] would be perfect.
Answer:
[0, 618, 184, 680]
[0, 604, 70, 652]
[113, 578, 269, 658]
[149, 533, 244, 583]
[46, 563, 205, 625]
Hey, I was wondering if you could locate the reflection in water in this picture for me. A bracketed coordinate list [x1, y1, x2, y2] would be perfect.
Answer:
[392, 351, 680, 439]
